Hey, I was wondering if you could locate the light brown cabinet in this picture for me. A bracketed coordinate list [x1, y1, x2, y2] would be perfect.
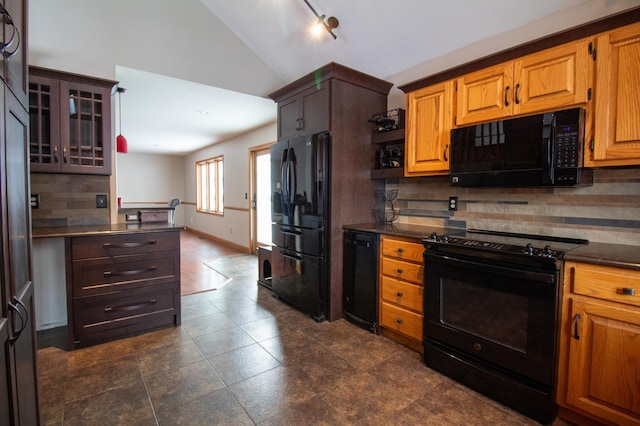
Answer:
[379, 235, 424, 351]
[587, 21, 640, 167]
[455, 39, 592, 126]
[66, 230, 182, 349]
[558, 261, 640, 425]
[29, 66, 117, 175]
[404, 80, 454, 177]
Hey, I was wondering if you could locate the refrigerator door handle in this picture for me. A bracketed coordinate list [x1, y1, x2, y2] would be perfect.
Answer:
[281, 229, 303, 236]
[281, 149, 289, 213]
[281, 250, 303, 262]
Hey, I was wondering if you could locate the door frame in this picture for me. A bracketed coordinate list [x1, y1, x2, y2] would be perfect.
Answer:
[249, 141, 275, 253]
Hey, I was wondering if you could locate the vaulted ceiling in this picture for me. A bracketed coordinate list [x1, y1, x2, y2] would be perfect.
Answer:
[28, 0, 640, 155]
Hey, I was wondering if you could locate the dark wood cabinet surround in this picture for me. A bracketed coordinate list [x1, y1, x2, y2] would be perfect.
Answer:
[269, 63, 392, 321]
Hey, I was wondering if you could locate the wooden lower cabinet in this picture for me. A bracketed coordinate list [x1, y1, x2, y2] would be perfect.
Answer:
[65, 230, 181, 349]
[379, 235, 424, 351]
[557, 261, 640, 425]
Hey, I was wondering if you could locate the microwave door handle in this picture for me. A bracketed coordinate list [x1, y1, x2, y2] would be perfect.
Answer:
[547, 138, 554, 184]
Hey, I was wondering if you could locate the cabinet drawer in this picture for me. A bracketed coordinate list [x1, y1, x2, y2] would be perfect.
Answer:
[380, 301, 423, 341]
[380, 276, 423, 313]
[381, 257, 423, 285]
[70, 231, 180, 259]
[73, 282, 179, 337]
[72, 251, 179, 297]
[381, 238, 424, 262]
[570, 262, 640, 308]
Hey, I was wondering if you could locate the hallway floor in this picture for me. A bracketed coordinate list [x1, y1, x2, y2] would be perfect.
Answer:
[37, 231, 571, 425]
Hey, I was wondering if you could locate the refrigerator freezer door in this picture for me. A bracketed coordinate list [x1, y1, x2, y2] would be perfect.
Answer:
[271, 245, 326, 321]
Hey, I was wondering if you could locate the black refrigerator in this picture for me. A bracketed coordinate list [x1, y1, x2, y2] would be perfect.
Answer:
[270, 132, 329, 322]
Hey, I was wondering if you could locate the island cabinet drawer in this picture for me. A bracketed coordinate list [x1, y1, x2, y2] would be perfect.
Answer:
[568, 261, 640, 308]
[381, 238, 424, 263]
[381, 257, 423, 285]
[380, 301, 423, 341]
[72, 282, 179, 339]
[381, 276, 423, 313]
[71, 251, 179, 297]
[69, 231, 180, 259]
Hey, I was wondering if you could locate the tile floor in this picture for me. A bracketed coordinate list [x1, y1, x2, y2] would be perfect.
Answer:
[37, 231, 572, 425]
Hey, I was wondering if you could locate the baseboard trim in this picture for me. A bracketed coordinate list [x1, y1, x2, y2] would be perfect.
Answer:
[184, 227, 250, 253]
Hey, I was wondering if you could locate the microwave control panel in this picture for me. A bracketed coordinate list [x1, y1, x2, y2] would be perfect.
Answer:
[554, 124, 580, 168]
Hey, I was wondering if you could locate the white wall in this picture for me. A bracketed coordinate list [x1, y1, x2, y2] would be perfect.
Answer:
[183, 123, 277, 250]
[116, 152, 186, 225]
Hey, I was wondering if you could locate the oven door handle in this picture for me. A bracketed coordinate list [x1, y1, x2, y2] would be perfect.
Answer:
[424, 252, 556, 283]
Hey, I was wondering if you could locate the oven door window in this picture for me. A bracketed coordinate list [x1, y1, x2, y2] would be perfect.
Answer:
[424, 253, 558, 385]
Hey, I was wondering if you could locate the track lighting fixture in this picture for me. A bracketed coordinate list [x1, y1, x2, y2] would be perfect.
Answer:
[303, 0, 339, 39]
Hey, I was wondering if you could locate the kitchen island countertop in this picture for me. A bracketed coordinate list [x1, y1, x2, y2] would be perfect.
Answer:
[32, 222, 184, 239]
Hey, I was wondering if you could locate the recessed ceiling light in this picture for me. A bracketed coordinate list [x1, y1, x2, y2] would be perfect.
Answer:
[195, 109, 211, 115]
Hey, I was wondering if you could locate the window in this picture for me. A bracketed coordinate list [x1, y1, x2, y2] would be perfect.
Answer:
[196, 155, 224, 214]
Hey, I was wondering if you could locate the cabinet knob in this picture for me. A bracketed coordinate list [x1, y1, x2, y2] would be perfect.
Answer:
[397, 268, 403, 274]
[397, 248, 404, 254]
[621, 287, 635, 296]
[396, 292, 403, 298]
[396, 318, 403, 325]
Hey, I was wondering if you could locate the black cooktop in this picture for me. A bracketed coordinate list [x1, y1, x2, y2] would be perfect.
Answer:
[423, 228, 588, 260]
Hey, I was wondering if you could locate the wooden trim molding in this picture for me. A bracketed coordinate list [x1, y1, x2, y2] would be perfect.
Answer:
[225, 206, 250, 212]
[399, 7, 640, 93]
[184, 227, 250, 253]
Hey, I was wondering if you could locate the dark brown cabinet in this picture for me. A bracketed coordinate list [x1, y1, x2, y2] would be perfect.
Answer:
[65, 230, 182, 349]
[29, 66, 117, 175]
[2, 5, 41, 418]
[276, 82, 330, 139]
[269, 63, 392, 321]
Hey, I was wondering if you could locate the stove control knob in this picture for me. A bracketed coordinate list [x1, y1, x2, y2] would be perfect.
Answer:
[543, 245, 554, 257]
[525, 243, 535, 255]
[429, 232, 438, 241]
[442, 235, 449, 243]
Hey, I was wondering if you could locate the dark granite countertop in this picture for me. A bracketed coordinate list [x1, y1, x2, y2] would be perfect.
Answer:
[564, 242, 640, 271]
[342, 223, 451, 240]
[343, 222, 640, 271]
[32, 223, 184, 239]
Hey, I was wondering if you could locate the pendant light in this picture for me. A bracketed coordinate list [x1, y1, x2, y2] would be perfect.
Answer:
[116, 87, 128, 153]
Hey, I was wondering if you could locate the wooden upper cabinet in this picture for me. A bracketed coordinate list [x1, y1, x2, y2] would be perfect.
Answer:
[588, 21, 640, 167]
[277, 84, 330, 139]
[405, 80, 454, 176]
[456, 39, 592, 126]
[29, 67, 117, 175]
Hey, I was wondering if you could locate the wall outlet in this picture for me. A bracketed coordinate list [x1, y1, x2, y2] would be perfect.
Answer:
[449, 196, 458, 211]
[31, 194, 40, 209]
[96, 194, 108, 208]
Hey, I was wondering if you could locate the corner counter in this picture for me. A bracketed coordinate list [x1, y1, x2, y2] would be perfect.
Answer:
[32, 223, 183, 349]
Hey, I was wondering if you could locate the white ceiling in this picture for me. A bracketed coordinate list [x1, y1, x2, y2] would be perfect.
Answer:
[30, 0, 640, 155]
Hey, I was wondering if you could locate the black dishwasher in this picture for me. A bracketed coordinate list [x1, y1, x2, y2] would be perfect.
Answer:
[343, 230, 378, 333]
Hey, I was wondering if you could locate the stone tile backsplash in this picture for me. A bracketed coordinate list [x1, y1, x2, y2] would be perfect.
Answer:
[386, 168, 640, 246]
[30, 173, 110, 227]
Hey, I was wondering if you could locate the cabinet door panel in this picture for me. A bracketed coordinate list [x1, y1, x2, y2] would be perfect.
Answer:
[514, 39, 590, 116]
[591, 22, 640, 165]
[456, 63, 512, 125]
[0, 318, 11, 426]
[277, 96, 299, 140]
[29, 75, 61, 172]
[567, 299, 640, 424]
[405, 81, 453, 176]
[299, 84, 329, 136]
[3, 0, 28, 108]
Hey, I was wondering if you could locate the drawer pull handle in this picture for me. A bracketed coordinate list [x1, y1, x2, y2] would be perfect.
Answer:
[103, 240, 157, 249]
[573, 313, 581, 340]
[104, 299, 158, 314]
[396, 318, 403, 325]
[621, 287, 635, 296]
[396, 292, 403, 297]
[104, 266, 157, 277]
[397, 248, 404, 254]
[397, 269, 403, 274]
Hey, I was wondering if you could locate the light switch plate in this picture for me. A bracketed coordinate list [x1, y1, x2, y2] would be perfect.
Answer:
[96, 194, 108, 208]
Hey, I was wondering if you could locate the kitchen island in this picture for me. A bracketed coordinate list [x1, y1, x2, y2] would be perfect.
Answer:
[33, 223, 183, 349]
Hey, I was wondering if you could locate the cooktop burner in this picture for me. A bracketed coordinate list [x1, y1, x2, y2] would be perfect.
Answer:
[424, 228, 588, 260]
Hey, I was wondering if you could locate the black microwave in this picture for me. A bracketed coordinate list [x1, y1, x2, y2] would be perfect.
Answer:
[449, 108, 592, 187]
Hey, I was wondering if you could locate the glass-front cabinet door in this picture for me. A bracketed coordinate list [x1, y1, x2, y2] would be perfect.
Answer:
[60, 81, 112, 174]
[29, 75, 60, 172]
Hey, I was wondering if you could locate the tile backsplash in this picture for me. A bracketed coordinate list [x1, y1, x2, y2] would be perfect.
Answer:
[30, 173, 110, 227]
[387, 168, 640, 246]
